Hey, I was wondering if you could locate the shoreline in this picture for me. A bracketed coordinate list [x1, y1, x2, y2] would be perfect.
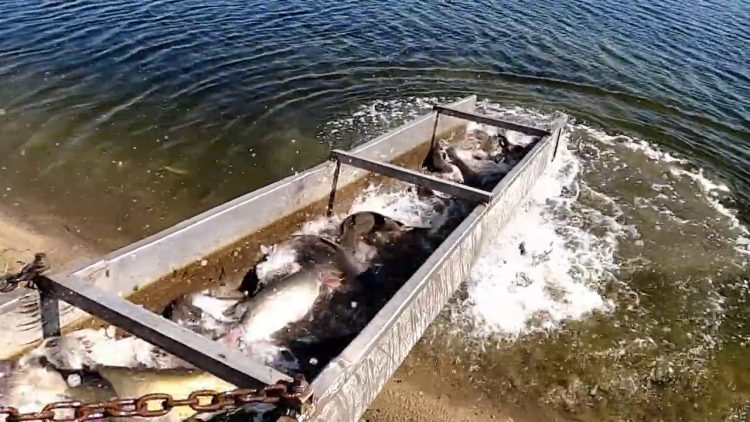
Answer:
[0, 205, 101, 358]
[0, 206, 96, 276]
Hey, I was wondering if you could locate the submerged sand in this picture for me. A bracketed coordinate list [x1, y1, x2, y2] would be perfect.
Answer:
[363, 348, 523, 422]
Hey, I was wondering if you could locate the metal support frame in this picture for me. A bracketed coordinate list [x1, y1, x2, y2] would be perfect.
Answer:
[423, 111, 441, 169]
[330, 150, 492, 204]
[39, 287, 61, 338]
[433, 105, 550, 137]
[551, 116, 567, 161]
[34, 276, 291, 387]
[326, 160, 341, 217]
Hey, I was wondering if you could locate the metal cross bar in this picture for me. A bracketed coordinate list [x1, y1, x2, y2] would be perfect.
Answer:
[331, 150, 492, 203]
[38, 287, 61, 338]
[434, 105, 550, 137]
[326, 159, 342, 217]
[34, 276, 291, 387]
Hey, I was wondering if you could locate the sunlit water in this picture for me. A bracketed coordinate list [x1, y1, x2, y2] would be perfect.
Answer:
[1, 0, 748, 420]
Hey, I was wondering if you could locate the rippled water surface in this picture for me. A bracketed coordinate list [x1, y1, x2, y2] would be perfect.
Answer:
[1, 0, 748, 420]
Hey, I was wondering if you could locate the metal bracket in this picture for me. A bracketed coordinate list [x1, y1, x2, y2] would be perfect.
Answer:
[330, 150, 492, 204]
[433, 105, 550, 137]
[38, 286, 61, 338]
[424, 110, 442, 169]
[35, 276, 291, 387]
[326, 159, 342, 217]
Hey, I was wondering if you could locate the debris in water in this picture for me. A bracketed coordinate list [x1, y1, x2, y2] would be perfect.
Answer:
[162, 165, 189, 175]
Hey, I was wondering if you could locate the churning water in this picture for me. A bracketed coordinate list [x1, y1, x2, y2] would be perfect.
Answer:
[1, 0, 748, 420]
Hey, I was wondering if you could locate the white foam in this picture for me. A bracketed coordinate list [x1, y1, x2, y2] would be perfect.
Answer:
[579, 123, 749, 255]
[322, 96, 446, 146]
[350, 184, 440, 228]
[670, 166, 746, 237]
[466, 120, 537, 148]
[578, 125, 686, 164]
[462, 135, 616, 338]
[255, 244, 302, 283]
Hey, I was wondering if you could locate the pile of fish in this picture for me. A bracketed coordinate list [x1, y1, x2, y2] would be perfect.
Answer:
[425, 127, 540, 190]
[0, 125, 539, 420]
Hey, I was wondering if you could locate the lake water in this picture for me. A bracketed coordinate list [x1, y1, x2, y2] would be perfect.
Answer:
[1, 0, 748, 420]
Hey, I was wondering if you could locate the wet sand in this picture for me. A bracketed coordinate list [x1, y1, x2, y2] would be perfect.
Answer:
[363, 345, 526, 422]
[364, 377, 504, 422]
[0, 207, 95, 276]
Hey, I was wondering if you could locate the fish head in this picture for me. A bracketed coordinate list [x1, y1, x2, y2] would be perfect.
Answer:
[340, 212, 377, 238]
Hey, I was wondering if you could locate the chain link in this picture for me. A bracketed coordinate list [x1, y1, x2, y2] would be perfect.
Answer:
[0, 376, 310, 422]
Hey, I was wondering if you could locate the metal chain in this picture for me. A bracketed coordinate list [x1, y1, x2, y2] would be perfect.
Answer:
[0, 253, 50, 293]
[0, 376, 311, 421]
